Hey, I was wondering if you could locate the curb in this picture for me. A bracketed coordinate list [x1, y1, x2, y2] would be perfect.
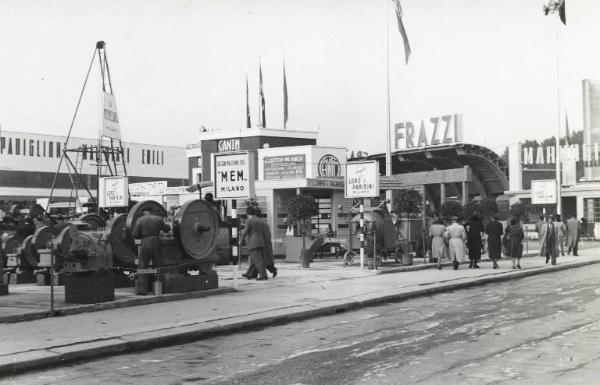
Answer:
[0, 287, 236, 324]
[1, 258, 598, 377]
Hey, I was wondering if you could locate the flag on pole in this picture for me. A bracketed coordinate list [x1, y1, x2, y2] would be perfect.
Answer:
[283, 61, 289, 129]
[393, 0, 411, 64]
[544, 0, 566, 25]
[246, 74, 251, 128]
[259, 63, 266, 128]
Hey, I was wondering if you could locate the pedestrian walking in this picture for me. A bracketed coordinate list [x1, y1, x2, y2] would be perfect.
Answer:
[580, 217, 588, 238]
[445, 216, 466, 270]
[536, 215, 545, 248]
[429, 217, 447, 269]
[486, 216, 503, 269]
[465, 214, 484, 268]
[555, 214, 566, 256]
[540, 215, 560, 265]
[566, 214, 580, 256]
[240, 206, 269, 280]
[508, 218, 524, 269]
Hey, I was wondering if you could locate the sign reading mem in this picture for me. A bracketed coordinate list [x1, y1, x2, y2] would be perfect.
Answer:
[214, 152, 250, 199]
[345, 161, 380, 198]
[263, 154, 306, 180]
[531, 179, 557, 205]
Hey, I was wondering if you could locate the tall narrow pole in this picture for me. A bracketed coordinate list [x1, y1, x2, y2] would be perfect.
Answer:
[385, 0, 393, 205]
[554, 16, 562, 216]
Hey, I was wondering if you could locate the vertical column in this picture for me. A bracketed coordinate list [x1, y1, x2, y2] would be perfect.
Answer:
[231, 199, 239, 266]
[422, 185, 427, 263]
[462, 181, 469, 205]
[440, 183, 446, 205]
[359, 201, 365, 270]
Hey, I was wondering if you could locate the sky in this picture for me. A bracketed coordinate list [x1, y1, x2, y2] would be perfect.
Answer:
[1, 0, 599, 156]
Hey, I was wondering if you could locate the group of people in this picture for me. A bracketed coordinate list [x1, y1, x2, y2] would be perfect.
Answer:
[537, 214, 583, 265]
[428, 212, 584, 270]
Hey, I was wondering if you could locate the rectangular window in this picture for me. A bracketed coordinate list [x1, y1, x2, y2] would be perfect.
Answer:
[127, 147, 130, 163]
[43, 141, 46, 157]
[142, 149, 145, 164]
[15, 138, 20, 155]
[146, 150, 150, 164]
[56, 142, 61, 157]
[48, 141, 53, 157]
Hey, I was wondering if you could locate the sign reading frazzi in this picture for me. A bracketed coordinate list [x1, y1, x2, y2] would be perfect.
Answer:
[345, 161, 379, 198]
[531, 179, 557, 205]
[214, 152, 250, 199]
[394, 114, 463, 150]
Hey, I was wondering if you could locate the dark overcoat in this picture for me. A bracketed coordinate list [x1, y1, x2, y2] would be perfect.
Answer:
[485, 220, 503, 259]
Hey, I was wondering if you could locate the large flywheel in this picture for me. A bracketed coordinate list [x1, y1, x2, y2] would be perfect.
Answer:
[106, 213, 136, 263]
[173, 200, 219, 261]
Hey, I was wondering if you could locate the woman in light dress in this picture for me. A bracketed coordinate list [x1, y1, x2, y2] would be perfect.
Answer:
[429, 217, 447, 269]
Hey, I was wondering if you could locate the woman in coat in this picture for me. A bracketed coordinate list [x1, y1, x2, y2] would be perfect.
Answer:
[429, 217, 447, 269]
[465, 214, 484, 268]
[508, 218, 524, 269]
[486, 216, 503, 269]
[445, 216, 466, 270]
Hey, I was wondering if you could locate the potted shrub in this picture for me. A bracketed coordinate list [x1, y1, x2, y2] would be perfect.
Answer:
[288, 194, 319, 268]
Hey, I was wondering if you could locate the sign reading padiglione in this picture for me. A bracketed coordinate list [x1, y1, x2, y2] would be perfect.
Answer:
[263, 154, 306, 180]
[531, 179, 557, 205]
[394, 114, 463, 150]
[345, 161, 380, 198]
[214, 152, 250, 199]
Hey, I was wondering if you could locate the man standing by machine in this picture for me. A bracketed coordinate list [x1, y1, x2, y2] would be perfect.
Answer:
[132, 207, 171, 294]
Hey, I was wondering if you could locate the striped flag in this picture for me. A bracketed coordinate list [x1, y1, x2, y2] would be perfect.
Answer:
[283, 61, 288, 129]
[394, 0, 411, 64]
[259, 63, 266, 128]
[246, 74, 251, 128]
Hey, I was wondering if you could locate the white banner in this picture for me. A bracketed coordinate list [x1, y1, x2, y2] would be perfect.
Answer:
[214, 152, 250, 199]
[530, 179, 557, 205]
[129, 181, 167, 197]
[103, 92, 122, 140]
[345, 161, 380, 198]
[100, 176, 129, 207]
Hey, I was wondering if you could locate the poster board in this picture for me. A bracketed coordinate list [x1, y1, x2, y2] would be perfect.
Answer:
[530, 179, 557, 205]
[99, 176, 129, 207]
[345, 160, 380, 198]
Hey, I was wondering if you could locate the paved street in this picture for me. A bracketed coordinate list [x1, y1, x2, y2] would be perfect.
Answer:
[5, 262, 600, 385]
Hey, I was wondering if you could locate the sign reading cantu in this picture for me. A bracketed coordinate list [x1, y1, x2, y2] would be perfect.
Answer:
[531, 179, 557, 205]
[264, 154, 306, 180]
[394, 114, 463, 150]
[345, 161, 379, 198]
[99, 176, 129, 207]
[102, 92, 121, 140]
[214, 152, 250, 199]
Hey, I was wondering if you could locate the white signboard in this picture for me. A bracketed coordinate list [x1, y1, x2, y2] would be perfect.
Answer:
[100, 176, 129, 207]
[345, 160, 380, 198]
[102, 92, 122, 140]
[129, 181, 167, 197]
[531, 179, 557, 205]
[213, 152, 250, 199]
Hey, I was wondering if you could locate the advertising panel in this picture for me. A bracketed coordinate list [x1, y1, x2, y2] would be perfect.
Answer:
[99, 176, 129, 207]
[102, 92, 122, 140]
[345, 161, 380, 198]
[531, 179, 557, 205]
[129, 181, 167, 197]
[393, 113, 463, 151]
[213, 152, 251, 199]
[263, 154, 306, 180]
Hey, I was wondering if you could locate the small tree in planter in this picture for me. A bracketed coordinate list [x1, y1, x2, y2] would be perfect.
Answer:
[440, 201, 465, 222]
[393, 189, 422, 262]
[288, 194, 319, 268]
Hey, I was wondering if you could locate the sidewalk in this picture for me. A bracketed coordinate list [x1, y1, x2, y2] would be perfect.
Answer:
[1, 246, 599, 376]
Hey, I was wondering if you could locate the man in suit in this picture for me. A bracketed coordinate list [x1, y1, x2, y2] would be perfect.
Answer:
[240, 206, 269, 280]
[566, 214, 581, 256]
[132, 208, 171, 294]
[540, 215, 560, 265]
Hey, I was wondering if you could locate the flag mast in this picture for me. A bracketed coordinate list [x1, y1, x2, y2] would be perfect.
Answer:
[385, 0, 392, 200]
[554, 13, 562, 216]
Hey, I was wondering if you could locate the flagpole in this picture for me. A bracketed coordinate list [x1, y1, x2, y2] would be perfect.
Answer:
[554, 14, 562, 216]
[385, 0, 392, 203]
